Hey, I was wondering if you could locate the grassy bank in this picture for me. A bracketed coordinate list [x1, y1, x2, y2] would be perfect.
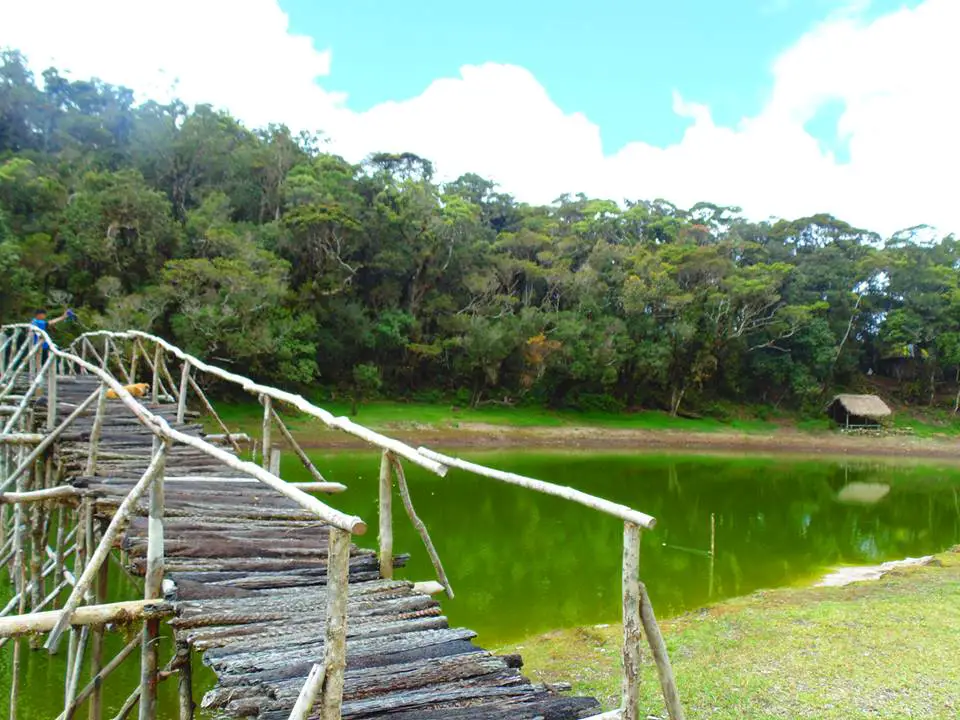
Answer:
[502, 548, 960, 719]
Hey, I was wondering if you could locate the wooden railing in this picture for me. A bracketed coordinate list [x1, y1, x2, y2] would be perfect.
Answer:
[0, 323, 682, 720]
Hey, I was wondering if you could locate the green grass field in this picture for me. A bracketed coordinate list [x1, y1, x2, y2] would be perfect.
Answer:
[503, 548, 960, 719]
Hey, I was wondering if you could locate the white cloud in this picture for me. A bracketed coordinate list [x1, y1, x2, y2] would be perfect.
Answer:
[1, 0, 957, 236]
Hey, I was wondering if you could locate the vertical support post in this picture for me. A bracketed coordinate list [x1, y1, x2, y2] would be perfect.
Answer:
[139, 437, 167, 720]
[176, 360, 191, 424]
[53, 505, 66, 606]
[261, 395, 272, 470]
[9, 444, 28, 720]
[47, 355, 58, 431]
[86, 381, 109, 477]
[269, 449, 281, 476]
[638, 582, 685, 720]
[378, 450, 393, 579]
[708, 512, 716, 599]
[176, 640, 194, 720]
[319, 527, 351, 720]
[151, 343, 162, 404]
[89, 518, 110, 720]
[622, 521, 642, 720]
[129, 342, 140, 383]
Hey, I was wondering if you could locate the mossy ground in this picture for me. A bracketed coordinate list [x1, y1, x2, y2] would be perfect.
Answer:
[501, 548, 960, 719]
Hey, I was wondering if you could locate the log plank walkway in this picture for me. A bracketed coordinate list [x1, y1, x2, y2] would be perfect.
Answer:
[54, 375, 601, 719]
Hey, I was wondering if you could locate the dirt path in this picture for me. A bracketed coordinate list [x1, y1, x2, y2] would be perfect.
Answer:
[298, 422, 960, 461]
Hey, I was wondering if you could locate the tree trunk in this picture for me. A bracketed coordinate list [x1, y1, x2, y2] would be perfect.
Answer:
[670, 386, 685, 418]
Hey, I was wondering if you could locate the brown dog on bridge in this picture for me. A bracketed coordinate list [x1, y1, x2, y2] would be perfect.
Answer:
[105, 382, 151, 399]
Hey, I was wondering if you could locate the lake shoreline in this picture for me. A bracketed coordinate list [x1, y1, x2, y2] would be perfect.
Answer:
[296, 422, 960, 461]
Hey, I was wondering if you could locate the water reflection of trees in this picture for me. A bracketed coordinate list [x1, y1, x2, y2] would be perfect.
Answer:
[304, 452, 960, 644]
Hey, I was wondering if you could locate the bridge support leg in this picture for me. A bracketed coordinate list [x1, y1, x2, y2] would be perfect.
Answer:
[621, 521, 642, 720]
[176, 640, 194, 720]
[319, 527, 350, 720]
[139, 438, 167, 720]
[378, 450, 393, 579]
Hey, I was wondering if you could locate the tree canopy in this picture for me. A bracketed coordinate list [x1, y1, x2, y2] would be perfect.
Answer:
[1, 50, 957, 415]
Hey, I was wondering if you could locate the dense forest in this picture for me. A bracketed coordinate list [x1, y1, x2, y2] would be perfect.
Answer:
[1, 49, 958, 416]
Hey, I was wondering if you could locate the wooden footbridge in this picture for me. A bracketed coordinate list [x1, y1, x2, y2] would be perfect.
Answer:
[0, 324, 683, 720]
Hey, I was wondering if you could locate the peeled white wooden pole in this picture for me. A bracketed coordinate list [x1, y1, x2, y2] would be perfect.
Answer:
[417, 448, 656, 529]
[288, 663, 325, 720]
[621, 522, 642, 720]
[2, 389, 100, 493]
[319, 527, 350, 720]
[638, 582, 685, 720]
[187, 375, 240, 453]
[45, 448, 168, 652]
[176, 361, 191, 424]
[139, 437, 167, 720]
[0, 600, 173, 637]
[390, 455, 453, 599]
[261, 395, 272, 470]
[271, 408, 328, 484]
[151, 343, 162, 404]
[46, 356, 58, 432]
[2, 354, 53, 433]
[378, 450, 393, 580]
[85, 381, 109, 477]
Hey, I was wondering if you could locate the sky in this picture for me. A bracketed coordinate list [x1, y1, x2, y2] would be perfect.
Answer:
[1, 0, 957, 237]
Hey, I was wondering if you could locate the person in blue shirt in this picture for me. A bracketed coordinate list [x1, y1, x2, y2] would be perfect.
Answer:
[30, 308, 69, 364]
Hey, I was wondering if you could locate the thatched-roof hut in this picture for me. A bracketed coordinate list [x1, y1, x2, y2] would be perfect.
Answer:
[827, 394, 892, 429]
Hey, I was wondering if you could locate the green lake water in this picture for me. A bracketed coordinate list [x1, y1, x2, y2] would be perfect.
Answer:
[2, 451, 960, 718]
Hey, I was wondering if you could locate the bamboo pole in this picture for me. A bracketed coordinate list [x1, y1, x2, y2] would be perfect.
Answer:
[53, 505, 66, 607]
[319, 526, 351, 720]
[289, 663, 326, 720]
[187, 375, 240, 453]
[418, 448, 657, 530]
[271, 407, 328, 483]
[83, 337, 106, 369]
[638, 582, 685, 720]
[378, 450, 393, 580]
[45, 448, 168, 652]
[65, 625, 90, 717]
[621, 522, 642, 720]
[261, 395, 273, 470]
[176, 640, 194, 720]
[139, 437, 167, 720]
[389, 454, 453, 598]
[0, 337, 38, 394]
[134, 340, 173, 401]
[1, 388, 100, 493]
[177, 360, 191, 424]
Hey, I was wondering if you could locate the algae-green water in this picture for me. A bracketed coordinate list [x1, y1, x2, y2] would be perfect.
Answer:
[2, 452, 959, 718]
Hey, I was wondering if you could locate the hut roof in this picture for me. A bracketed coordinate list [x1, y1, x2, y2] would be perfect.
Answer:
[830, 394, 892, 419]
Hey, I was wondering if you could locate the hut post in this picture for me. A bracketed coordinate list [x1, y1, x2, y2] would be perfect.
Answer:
[378, 450, 393, 579]
[621, 521, 642, 720]
[139, 436, 168, 720]
[260, 395, 272, 470]
[319, 526, 351, 720]
[176, 361, 191, 425]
